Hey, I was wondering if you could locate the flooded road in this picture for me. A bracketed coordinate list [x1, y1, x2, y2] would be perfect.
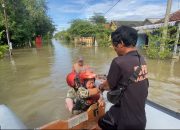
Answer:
[0, 39, 179, 128]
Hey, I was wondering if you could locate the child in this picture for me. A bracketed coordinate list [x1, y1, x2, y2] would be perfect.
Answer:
[65, 70, 105, 114]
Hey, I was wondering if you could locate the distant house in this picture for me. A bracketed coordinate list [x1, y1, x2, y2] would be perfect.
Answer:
[135, 10, 180, 47]
[135, 10, 180, 32]
[143, 18, 161, 25]
[155, 10, 180, 23]
[104, 21, 144, 31]
[104, 22, 117, 30]
[74, 37, 95, 47]
[113, 21, 144, 27]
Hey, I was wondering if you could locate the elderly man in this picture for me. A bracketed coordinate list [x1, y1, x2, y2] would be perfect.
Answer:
[72, 57, 89, 73]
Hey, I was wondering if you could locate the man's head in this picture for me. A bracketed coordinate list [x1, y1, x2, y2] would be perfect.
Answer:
[77, 56, 84, 66]
[111, 26, 138, 56]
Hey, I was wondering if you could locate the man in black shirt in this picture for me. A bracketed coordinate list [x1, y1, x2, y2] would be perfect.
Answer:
[98, 26, 149, 130]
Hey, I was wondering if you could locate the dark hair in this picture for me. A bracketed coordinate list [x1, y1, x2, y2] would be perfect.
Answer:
[111, 25, 138, 47]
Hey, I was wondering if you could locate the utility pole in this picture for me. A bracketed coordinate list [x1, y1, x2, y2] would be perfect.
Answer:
[173, 22, 180, 59]
[161, 0, 172, 52]
[1, 0, 12, 55]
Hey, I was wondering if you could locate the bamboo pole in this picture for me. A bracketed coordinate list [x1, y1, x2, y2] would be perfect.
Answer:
[173, 22, 180, 59]
[161, 0, 172, 52]
[2, 0, 12, 55]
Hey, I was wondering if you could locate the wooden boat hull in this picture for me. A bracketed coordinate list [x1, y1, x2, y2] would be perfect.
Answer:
[39, 103, 105, 130]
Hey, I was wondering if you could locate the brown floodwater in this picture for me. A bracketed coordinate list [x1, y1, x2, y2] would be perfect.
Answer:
[0, 39, 179, 128]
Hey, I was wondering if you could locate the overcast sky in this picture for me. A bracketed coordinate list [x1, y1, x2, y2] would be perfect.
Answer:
[47, 0, 180, 32]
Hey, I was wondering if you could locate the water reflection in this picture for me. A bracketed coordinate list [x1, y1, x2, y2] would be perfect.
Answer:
[0, 39, 179, 128]
[147, 58, 180, 112]
[50, 39, 72, 88]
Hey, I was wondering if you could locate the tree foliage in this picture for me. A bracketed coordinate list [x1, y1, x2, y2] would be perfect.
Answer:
[95, 24, 111, 46]
[144, 26, 177, 59]
[90, 13, 106, 24]
[0, 0, 55, 48]
[0, 45, 8, 57]
[54, 30, 71, 42]
[69, 19, 96, 37]
[55, 14, 111, 46]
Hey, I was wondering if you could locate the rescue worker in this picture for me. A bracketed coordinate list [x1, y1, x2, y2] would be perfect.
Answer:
[65, 70, 104, 114]
[98, 26, 149, 130]
[72, 57, 90, 73]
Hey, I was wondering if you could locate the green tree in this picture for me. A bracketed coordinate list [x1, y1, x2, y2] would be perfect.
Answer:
[54, 30, 71, 42]
[95, 24, 111, 46]
[144, 26, 176, 59]
[0, 0, 55, 48]
[69, 19, 96, 37]
[55, 18, 112, 46]
[90, 13, 106, 24]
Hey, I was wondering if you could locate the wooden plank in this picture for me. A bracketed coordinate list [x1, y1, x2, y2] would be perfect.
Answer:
[39, 103, 105, 130]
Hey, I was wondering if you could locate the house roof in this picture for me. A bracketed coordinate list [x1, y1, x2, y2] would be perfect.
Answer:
[134, 21, 176, 31]
[104, 23, 111, 29]
[112, 21, 144, 27]
[144, 18, 161, 24]
[156, 10, 180, 23]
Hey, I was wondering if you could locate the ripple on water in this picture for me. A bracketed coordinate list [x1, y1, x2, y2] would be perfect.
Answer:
[0, 40, 180, 128]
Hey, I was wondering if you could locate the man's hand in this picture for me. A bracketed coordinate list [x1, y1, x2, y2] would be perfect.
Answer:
[98, 80, 110, 92]
[98, 84, 105, 92]
[98, 98, 105, 107]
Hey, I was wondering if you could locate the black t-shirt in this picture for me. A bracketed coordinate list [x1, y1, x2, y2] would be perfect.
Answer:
[107, 50, 149, 129]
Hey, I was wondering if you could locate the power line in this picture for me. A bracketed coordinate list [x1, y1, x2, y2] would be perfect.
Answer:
[104, 0, 121, 15]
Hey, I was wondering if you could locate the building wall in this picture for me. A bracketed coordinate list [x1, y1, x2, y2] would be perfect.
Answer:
[74, 37, 95, 46]
[137, 34, 148, 48]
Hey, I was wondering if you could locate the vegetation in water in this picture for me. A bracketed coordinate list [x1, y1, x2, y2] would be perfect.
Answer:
[54, 13, 112, 47]
[143, 26, 177, 59]
[0, 45, 8, 58]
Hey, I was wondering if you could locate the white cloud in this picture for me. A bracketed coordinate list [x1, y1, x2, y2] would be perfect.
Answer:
[83, 0, 179, 21]
[84, 3, 111, 18]
[48, 3, 84, 14]
[55, 24, 70, 33]
[49, 0, 180, 32]
[71, 0, 92, 5]
[57, 5, 84, 13]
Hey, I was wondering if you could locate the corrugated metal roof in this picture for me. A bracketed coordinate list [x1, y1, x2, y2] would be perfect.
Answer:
[156, 10, 180, 23]
[134, 21, 176, 30]
[113, 21, 144, 27]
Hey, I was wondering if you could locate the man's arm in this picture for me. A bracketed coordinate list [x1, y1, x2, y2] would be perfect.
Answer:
[99, 58, 121, 92]
[99, 80, 110, 92]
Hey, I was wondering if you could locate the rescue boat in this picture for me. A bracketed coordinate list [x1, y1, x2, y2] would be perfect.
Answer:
[39, 103, 105, 130]
[0, 100, 180, 129]
[39, 99, 180, 130]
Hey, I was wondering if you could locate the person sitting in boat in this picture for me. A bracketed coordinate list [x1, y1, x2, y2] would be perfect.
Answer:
[65, 70, 104, 114]
[72, 56, 90, 73]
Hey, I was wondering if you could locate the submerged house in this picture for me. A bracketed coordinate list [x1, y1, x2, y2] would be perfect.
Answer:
[104, 21, 144, 44]
[134, 10, 180, 47]
[74, 37, 95, 47]
[155, 10, 180, 24]
[104, 20, 143, 31]
[143, 18, 161, 25]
